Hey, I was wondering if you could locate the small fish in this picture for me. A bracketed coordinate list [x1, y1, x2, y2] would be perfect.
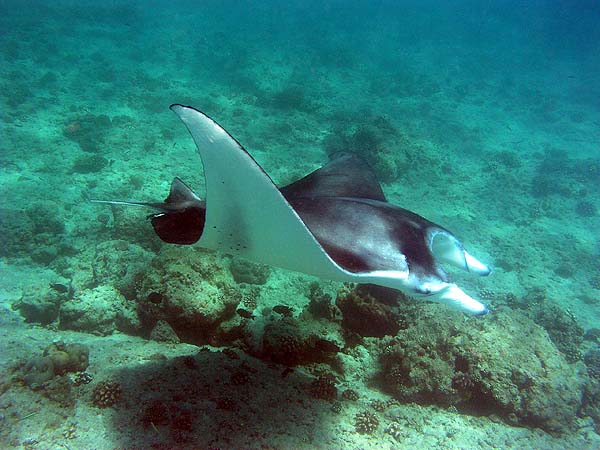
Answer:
[236, 308, 255, 319]
[273, 305, 294, 316]
[50, 283, 69, 294]
[313, 339, 340, 353]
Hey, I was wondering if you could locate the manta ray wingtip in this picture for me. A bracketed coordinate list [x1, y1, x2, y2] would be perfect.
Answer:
[464, 251, 492, 276]
[475, 306, 489, 316]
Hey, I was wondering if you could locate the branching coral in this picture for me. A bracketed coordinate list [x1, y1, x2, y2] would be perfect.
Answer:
[354, 410, 379, 434]
[584, 348, 600, 379]
[91, 380, 122, 408]
[341, 389, 359, 401]
[335, 287, 400, 337]
[310, 374, 338, 401]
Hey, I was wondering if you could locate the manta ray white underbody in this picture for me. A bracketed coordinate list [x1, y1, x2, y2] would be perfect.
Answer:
[94, 105, 492, 315]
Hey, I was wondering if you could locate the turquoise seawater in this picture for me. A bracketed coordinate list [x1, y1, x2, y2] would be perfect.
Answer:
[1, 1, 599, 449]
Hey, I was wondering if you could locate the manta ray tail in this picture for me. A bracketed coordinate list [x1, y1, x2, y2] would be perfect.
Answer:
[91, 177, 206, 245]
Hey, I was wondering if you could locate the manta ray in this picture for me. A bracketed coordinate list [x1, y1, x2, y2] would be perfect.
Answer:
[94, 104, 491, 315]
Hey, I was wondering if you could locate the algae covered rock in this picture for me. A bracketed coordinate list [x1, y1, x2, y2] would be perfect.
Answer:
[22, 356, 55, 389]
[14, 286, 66, 325]
[379, 306, 585, 433]
[43, 341, 89, 374]
[21, 341, 89, 389]
[229, 258, 270, 285]
[90, 240, 155, 300]
[137, 247, 242, 344]
[67, 240, 155, 298]
[59, 285, 137, 335]
[149, 320, 180, 344]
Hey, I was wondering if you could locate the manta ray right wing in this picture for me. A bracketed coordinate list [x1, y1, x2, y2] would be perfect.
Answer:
[280, 152, 386, 202]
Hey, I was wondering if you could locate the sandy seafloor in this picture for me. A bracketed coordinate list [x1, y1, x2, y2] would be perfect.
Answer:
[1, 1, 599, 449]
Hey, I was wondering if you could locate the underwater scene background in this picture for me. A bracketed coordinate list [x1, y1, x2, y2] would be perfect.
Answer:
[1, 0, 599, 448]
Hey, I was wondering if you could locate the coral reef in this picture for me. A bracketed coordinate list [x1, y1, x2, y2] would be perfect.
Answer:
[531, 303, 584, 363]
[385, 420, 404, 441]
[0, 207, 35, 258]
[141, 399, 170, 428]
[139, 390, 204, 444]
[370, 399, 387, 412]
[378, 306, 586, 433]
[63, 113, 112, 153]
[149, 320, 180, 344]
[270, 84, 317, 112]
[258, 316, 342, 366]
[14, 285, 67, 325]
[323, 116, 407, 182]
[73, 371, 93, 386]
[575, 200, 597, 217]
[71, 154, 109, 174]
[306, 282, 340, 322]
[584, 348, 600, 379]
[43, 341, 89, 374]
[584, 328, 600, 344]
[41, 375, 76, 407]
[531, 153, 599, 201]
[87, 240, 155, 300]
[230, 370, 251, 386]
[22, 356, 55, 389]
[261, 320, 305, 366]
[216, 396, 238, 411]
[0, 202, 67, 263]
[582, 382, 600, 433]
[135, 248, 244, 345]
[335, 286, 403, 338]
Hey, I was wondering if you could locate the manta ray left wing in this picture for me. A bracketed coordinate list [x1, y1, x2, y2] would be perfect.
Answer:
[169, 104, 353, 281]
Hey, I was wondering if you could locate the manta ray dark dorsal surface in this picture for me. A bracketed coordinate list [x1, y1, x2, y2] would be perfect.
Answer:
[280, 152, 386, 201]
